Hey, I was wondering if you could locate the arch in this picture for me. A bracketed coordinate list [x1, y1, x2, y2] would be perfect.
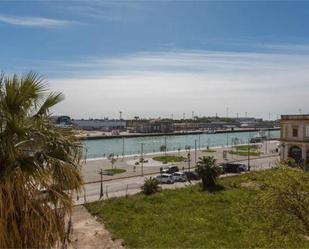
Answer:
[288, 146, 302, 163]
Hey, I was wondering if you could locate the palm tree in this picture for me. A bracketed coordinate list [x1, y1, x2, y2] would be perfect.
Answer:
[0, 72, 83, 248]
[196, 156, 220, 190]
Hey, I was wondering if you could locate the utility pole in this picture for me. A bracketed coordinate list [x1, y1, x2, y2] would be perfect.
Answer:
[187, 151, 191, 172]
[198, 134, 201, 150]
[122, 137, 125, 160]
[247, 139, 251, 171]
[194, 139, 197, 164]
[141, 143, 144, 176]
[99, 168, 103, 199]
[164, 136, 167, 155]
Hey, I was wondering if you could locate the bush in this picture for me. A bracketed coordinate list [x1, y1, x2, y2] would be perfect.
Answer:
[196, 156, 221, 190]
[141, 177, 161, 195]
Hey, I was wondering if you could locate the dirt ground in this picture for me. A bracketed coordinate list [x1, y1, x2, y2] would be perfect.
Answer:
[68, 205, 124, 249]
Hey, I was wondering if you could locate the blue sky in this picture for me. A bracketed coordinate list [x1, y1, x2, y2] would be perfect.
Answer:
[1, 1, 309, 119]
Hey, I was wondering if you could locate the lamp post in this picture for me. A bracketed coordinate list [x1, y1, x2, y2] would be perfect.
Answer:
[194, 139, 197, 164]
[122, 137, 125, 161]
[98, 168, 104, 199]
[141, 142, 144, 176]
[247, 139, 251, 171]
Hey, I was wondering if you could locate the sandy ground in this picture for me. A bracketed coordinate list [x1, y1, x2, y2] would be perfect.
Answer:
[69, 205, 124, 249]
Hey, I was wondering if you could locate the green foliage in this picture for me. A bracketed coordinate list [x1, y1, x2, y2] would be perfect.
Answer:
[105, 168, 126, 175]
[202, 149, 216, 153]
[153, 155, 185, 162]
[85, 170, 309, 248]
[229, 144, 260, 156]
[141, 177, 161, 195]
[237, 166, 309, 242]
[0, 72, 83, 248]
[229, 150, 261, 156]
[196, 156, 220, 190]
[160, 145, 167, 154]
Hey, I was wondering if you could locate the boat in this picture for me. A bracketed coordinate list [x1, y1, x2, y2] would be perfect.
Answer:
[250, 130, 268, 143]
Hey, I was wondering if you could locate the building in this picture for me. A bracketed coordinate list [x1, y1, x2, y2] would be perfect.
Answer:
[126, 119, 174, 133]
[51, 116, 72, 127]
[71, 119, 126, 131]
[174, 122, 199, 131]
[280, 115, 309, 165]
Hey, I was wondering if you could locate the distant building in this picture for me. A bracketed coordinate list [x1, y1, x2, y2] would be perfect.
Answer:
[174, 122, 199, 131]
[51, 116, 71, 127]
[280, 115, 309, 166]
[126, 119, 174, 133]
[72, 119, 126, 131]
[199, 122, 239, 130]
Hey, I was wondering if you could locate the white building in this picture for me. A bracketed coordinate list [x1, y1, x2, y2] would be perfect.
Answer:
[72, 119, 126, 131]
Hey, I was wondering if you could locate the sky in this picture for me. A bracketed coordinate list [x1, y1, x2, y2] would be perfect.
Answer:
[1, 1, 309, 120]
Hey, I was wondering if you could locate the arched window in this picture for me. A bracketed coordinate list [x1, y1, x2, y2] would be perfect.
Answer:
[289, 146, 302, 163]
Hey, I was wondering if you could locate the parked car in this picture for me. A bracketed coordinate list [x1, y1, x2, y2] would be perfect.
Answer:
[160, 165, 179, 174]
[184, 171, 201, 180]
[222, 163, 248, 173]
[156, 174, 175, 184]
[172, 172, 187, 182]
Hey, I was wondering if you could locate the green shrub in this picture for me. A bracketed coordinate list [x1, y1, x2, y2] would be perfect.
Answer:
[141, 177, 161, 195]
[196, 156, 221, 190]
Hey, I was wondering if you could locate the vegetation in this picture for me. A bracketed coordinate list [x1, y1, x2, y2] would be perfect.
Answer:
[141, 177, 161, 195]
[0, 72, 83, 248]
[196, 156, 221, 190]
[240, 165, 309, 236]
[105, 168, 126, 175]
[229, 150, 261, 156]
[160, 144, 167, 155]
[229, 144, 261, 156]
[85, 169, 309, 248]
[202, 149, 216, 153]
[153, 155, 185, 163]
[108, 153, 117, 169]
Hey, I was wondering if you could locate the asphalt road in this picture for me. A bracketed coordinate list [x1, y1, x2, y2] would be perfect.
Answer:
[75, 154, 279, 205]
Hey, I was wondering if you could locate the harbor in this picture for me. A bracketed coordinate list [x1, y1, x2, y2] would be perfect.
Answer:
[83, 129, 280, 159]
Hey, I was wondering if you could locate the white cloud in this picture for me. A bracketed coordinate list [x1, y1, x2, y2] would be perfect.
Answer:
[47, 48, 309, 119]
[0, 14, 77, 28]
[4, 47, 308, 119]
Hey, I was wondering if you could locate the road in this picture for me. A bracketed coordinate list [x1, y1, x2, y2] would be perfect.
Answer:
[75, 154, 279, 205]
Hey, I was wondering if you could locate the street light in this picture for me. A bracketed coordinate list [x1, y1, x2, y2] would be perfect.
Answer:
[140, 143, 144, 176]
[247, 138, 251, 171]
[98, 168, 104, 199]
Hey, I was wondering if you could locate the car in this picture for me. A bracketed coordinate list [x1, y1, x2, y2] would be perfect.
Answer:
[184, 171, 201, 180]
[160, 165, 179, 174]
[222, 163, 248, 173]
[172, 172, 187, 182]
[156, 174, 175, 184]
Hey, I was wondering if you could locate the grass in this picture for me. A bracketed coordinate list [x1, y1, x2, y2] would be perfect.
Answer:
[229, 144, 261, 156]
[234, 144, 259, 150]
[202, 149, 216, 153]
[105, 168, 126, 174]
[229, 150, 261, 156]
[85, 170, 309, 248]
[152, 155, 185, 163]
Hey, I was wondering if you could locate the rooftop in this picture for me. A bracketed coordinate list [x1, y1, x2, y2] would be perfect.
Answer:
[281, 114, 309, 120]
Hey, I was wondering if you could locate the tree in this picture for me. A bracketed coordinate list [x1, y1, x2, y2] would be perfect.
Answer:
[196, 156, 220, 190]
[0, 72, 83, 248]
[108, 153, 117, 169]
[160, 145, 166, 155]
[141, 177, 161, 195]
[237, 165, 309, 244]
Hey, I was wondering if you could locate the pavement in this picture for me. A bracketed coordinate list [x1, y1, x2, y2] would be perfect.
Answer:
[81, 140, 280, 183]
[75, 151, 279, 205]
